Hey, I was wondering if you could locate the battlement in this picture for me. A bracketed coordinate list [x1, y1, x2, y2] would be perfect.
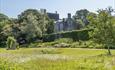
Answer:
[40, 9, 59, 21]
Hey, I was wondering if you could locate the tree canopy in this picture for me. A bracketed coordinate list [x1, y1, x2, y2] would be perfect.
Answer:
[87, 7, 115, 55]
[15, 9, 54, 43]
[73, 9, 90, 26]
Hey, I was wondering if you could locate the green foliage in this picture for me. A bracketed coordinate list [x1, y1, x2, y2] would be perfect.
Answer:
[71, 41, 86, 48]
[55, 38, 73, 44]
[18, 9, 44, 42]
[0, 48, 115, 70]
[75, 19, 85, 29]
[45, 19, 54, 34]
[6, 36, 19, 49]
[87, 7, 115, 54]
[73, 9, 90, 25]
[0, 58, 21, 70]
[27, 38, 73, 48]
[12, 9, 55, 43]
[43, 29, 92, 42]
[71, 40, 104, 49]
[28, 43, 37, 48]
[0, 13, 13, 47]
[0, 13, 9, 21]
[0, 13, 11, 32]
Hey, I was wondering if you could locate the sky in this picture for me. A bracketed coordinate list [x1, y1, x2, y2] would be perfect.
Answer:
[0, 0, 114, 19]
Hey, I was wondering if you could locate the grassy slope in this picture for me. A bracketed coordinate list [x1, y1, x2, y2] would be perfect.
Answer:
[0, 48, 115, 70]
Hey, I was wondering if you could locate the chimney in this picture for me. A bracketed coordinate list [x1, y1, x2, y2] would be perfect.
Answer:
[55, 11, 58, 14]
[68, 13, 71, 19]
[40, 9, 46, 14]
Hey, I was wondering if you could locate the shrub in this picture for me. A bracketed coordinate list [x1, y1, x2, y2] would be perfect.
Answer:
[6, 36, 19, 50]
[70, 40, 104, 49]
[71, 42, 80, 48]
[84, 41, 104, 49]
[55, 38, 73, 44]
[54, 43, 70, 48]
[43, 29, 92, 42]
[28, 43, 39, 48]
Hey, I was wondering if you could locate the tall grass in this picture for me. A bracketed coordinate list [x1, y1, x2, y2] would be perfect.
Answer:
[18, 55, 115, 70]
[0, 48, 115, 70]
[0, 58, 22, 70]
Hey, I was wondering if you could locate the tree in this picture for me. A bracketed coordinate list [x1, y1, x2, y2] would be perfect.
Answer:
[86, 12, 97, 29]
[17, 9, 50, 43]
[0, 13, 9, 32]
[0, 13, 12, 47]
[73, 9, 89, 25]
[45, 19, 54, 34]
[88, 7, 115, 55]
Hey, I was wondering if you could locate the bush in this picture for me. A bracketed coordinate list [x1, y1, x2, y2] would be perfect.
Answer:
[84, 41, 104, 49]
[6, 36, 19, 50]
[55, 38, 73, 44]
[71, 42, 80, 48]
[70, 40, 104, 49]
[43, 29, 92, 42]
[28, 43, 39, 48]
[54, 43, 70, 48]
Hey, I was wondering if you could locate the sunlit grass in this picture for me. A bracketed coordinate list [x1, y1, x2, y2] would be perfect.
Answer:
[0, 48, 115, 70]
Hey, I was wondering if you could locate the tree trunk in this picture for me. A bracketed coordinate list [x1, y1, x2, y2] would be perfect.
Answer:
[107, 46, 111, 55]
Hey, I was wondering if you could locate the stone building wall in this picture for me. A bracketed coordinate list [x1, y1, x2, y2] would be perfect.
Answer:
[54, 13, 78, 32]
[40, 9, 79, 33]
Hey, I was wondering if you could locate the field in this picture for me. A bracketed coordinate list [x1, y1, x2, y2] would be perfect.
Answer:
[0, 48, 115, 70]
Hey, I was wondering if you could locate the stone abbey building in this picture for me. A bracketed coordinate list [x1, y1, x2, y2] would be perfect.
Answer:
[40, 9, 79, 32]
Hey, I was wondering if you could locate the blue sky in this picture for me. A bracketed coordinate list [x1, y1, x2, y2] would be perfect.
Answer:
[0, 0, 114, 18]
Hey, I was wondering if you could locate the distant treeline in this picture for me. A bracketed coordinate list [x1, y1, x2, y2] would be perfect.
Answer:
[0, 7, 115, 52]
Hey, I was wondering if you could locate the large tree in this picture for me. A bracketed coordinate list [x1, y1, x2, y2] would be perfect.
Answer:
[0, 13, 12, 47]
[73, 9, 90, 26]
[0, 13, 9, 32]
[87, 7, 115, 55]
[45, 19, 54, 34]
[16, 9, 53, 43]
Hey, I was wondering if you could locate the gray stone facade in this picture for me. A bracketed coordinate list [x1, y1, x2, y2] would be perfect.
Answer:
[40, 9, 79, 33]
[54, 13, 78, 32]
[40, 9, 59, 21]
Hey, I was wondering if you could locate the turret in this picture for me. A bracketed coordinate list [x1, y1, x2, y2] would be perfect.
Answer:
[68, 13, 71, 19]
[40, 9, 46, 14]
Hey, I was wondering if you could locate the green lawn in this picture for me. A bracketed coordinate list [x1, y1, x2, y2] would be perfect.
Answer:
[0, 48, 115, 70]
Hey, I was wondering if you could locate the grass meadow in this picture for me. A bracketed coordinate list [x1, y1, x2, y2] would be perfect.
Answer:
[0, 48, 115, 70]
